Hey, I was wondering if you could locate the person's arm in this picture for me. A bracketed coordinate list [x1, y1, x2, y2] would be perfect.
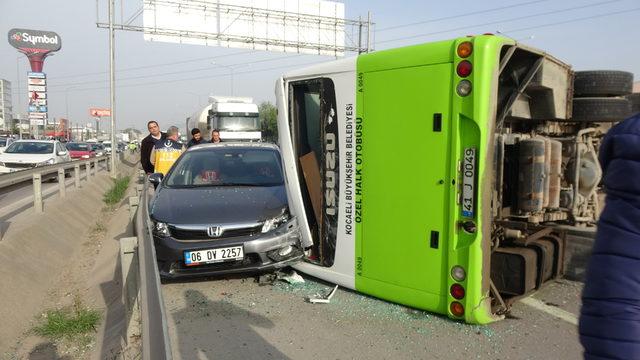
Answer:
[150, 147, 156, 166]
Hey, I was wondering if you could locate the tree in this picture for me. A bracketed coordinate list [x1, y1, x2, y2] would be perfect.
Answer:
[259, 101, 278, 143]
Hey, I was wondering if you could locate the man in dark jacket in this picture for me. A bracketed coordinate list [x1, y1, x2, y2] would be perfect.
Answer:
[187, 128, 204, 148]
[140, 120, 166, 174]
[580, 113, 640, 359]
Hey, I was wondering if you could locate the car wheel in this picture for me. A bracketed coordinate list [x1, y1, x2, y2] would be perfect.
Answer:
[573, 70, 634, 97]
[571, 97, 632, 123]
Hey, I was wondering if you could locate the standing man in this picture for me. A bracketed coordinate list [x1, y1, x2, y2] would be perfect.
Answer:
[140, 121, 166, 174]
[211, 129, 222, 143]
[187, 128, 204, 148]
[150, 126, 185, 175]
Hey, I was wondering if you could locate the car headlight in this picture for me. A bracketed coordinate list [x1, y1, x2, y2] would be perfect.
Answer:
[261, 209, 290, 233]
[36, 158, 55, 167]
[153, 222, 171, 237]
[0, 161, 4, 167]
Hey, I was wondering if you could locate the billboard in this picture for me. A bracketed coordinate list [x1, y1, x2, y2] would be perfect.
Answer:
[143, 0, 345, 56]
[8, 29, 62, 53]
[89, 108, 111, 117]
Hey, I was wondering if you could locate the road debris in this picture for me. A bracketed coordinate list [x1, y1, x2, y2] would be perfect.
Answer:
[307, 285, 339, 304]
[277, 270, 305, 285]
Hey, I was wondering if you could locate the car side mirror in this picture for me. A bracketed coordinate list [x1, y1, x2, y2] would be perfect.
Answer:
[57, 150, 68, 156]
[149, 173, 164, 189]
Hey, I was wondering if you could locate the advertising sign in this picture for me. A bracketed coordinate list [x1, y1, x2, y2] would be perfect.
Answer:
[29, 112, 47, 118]
[27, 72, 46, 79]
[89, 108, 111, 117]
[28, 78, 46, 86]
[30, 119, 45, 126]
[28, 105, 48, 113]
[8, 29, 62, 53]
[28, 92, 46, 100]
[28, 85, 46, 92]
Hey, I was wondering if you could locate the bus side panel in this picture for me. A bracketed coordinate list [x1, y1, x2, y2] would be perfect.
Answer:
[355, 63, 453, 313]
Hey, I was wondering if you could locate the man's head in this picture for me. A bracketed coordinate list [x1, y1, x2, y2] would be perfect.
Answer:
[191, 128, 202, 141]
[166, 126, 179, 141]
[211, 129, 221, 143]
[147, 121, 160, 136]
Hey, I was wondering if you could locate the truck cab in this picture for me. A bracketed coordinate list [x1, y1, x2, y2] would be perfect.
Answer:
[187, 96, 261, 142]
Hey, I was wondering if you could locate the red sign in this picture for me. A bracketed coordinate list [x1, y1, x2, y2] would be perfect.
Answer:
[89, 108, 111, 117]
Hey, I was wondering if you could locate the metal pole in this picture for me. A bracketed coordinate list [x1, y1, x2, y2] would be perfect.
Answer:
[367, 11, 372, 53]
[109, 0, 117, 179]
[33, 173, 43, 213]
[358, 15, 363, 54]
[58, 168, 66, 198]
[74, 164, 81, 188]
[16, 57, 24, 140]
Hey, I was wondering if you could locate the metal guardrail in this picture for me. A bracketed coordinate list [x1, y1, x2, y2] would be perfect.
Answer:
[0, 156, 112, 214]
[123, 174, 172, 359]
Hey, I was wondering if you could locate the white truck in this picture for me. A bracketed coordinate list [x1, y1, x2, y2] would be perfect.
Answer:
[186, 96, 261, 142]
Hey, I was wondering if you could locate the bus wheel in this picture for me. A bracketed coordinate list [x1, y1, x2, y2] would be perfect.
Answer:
[573, 70, 634, 97]
[571, 97, 632, 123]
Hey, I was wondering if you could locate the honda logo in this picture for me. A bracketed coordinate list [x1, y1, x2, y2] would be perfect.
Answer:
[207, 226, 223, 238]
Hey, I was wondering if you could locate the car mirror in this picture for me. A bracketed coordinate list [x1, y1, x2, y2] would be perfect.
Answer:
[57, 150, 68, 156]
[149, 173, 164, 189]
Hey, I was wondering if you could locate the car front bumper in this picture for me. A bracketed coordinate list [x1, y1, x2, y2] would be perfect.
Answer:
[154, 218, 303, 279]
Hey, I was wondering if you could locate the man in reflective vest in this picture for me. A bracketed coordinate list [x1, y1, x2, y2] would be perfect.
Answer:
[150, 126, 185, 175]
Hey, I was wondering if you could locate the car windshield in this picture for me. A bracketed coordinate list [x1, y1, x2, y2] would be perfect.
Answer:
[165, 147, 284, 187]
[66, 143, 91, 151]
[217, 116, 260, 131]
[94, 144, 104, 150]
[4, 142, 54, 154]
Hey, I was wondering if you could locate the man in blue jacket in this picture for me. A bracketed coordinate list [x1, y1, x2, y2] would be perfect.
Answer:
[580, 113, 640, 359]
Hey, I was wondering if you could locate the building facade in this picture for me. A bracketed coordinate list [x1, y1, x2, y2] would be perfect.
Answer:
[0, 79, 13, 132]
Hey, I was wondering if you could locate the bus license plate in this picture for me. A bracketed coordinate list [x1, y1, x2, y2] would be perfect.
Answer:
[184, 246, 244, 266]
[462, 148, 476, 218]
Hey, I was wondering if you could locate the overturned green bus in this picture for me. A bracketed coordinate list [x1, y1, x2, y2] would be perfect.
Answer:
[276, 35, 607, 324]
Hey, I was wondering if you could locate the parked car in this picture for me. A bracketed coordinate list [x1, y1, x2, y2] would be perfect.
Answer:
[65, 142, 96, 159]
[92, 143, 106, 156]
[0, 137, 15, 153]
[0, 140, 71, 173]
[148, 143, 302, 280]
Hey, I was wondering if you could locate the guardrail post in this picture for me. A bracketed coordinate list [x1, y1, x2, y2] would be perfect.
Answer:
[106, 156, 111, 172]
[93, 159, 98, 176]
[86, 162, 91, 181]
[136, 184, 143, 197]
[33, 173, 43, 213]
[138, 170, 145, 184]
[129, 196, 139, 221]
[57, 169, 66, 198]
[74, 164, 81, 189]
[120, 236, 141, 341]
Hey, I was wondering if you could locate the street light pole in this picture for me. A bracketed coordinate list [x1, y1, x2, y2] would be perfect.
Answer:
[212, 62, 236, 96]
[108, 0, 117, 178]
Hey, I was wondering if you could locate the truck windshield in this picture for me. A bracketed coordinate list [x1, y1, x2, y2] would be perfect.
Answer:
[218, 116, 259, 131]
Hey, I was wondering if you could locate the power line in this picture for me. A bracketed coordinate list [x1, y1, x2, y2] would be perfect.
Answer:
[46, 49, 256, 80]
[51, 58, 327, 93]
[377, 0, 622, 45]
[377, 0, 551, 32]
[48, 53, 306, 89]
[503, 6, 640, 34]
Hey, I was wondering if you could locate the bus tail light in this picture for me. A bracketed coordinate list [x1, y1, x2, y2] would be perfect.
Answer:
[457, 60, 473, 77]
[456, 80, 472, 97]
[450, 301, 465, 317]
[457, 42, 473, 58]
[451, 266, 466, 281]
[450, 284, 465, 299]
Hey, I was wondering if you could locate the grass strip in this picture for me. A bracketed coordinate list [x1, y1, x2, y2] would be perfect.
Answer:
[103, 176, 131, 205]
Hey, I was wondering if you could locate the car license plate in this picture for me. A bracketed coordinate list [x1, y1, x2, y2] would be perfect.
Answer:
[184, 246, 244, 266]
[462, 147, 476, 218]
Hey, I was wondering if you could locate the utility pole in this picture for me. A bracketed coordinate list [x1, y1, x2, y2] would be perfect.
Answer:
[109, 0, 117, 178]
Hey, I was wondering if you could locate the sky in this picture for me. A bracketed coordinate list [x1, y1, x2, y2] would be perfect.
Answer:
[1, 0, 639, 132]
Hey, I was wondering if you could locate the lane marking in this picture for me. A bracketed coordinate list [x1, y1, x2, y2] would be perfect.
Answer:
[520, 297, 579, 326]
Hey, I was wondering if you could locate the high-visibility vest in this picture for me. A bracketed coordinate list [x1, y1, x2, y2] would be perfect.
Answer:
[153, 140, 183, 175]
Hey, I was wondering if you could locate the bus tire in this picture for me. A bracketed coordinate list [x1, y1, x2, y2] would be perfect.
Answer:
[573, 70, 634, 97]
[571, 97, 632, 123]
[626, 93, 640, 115]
